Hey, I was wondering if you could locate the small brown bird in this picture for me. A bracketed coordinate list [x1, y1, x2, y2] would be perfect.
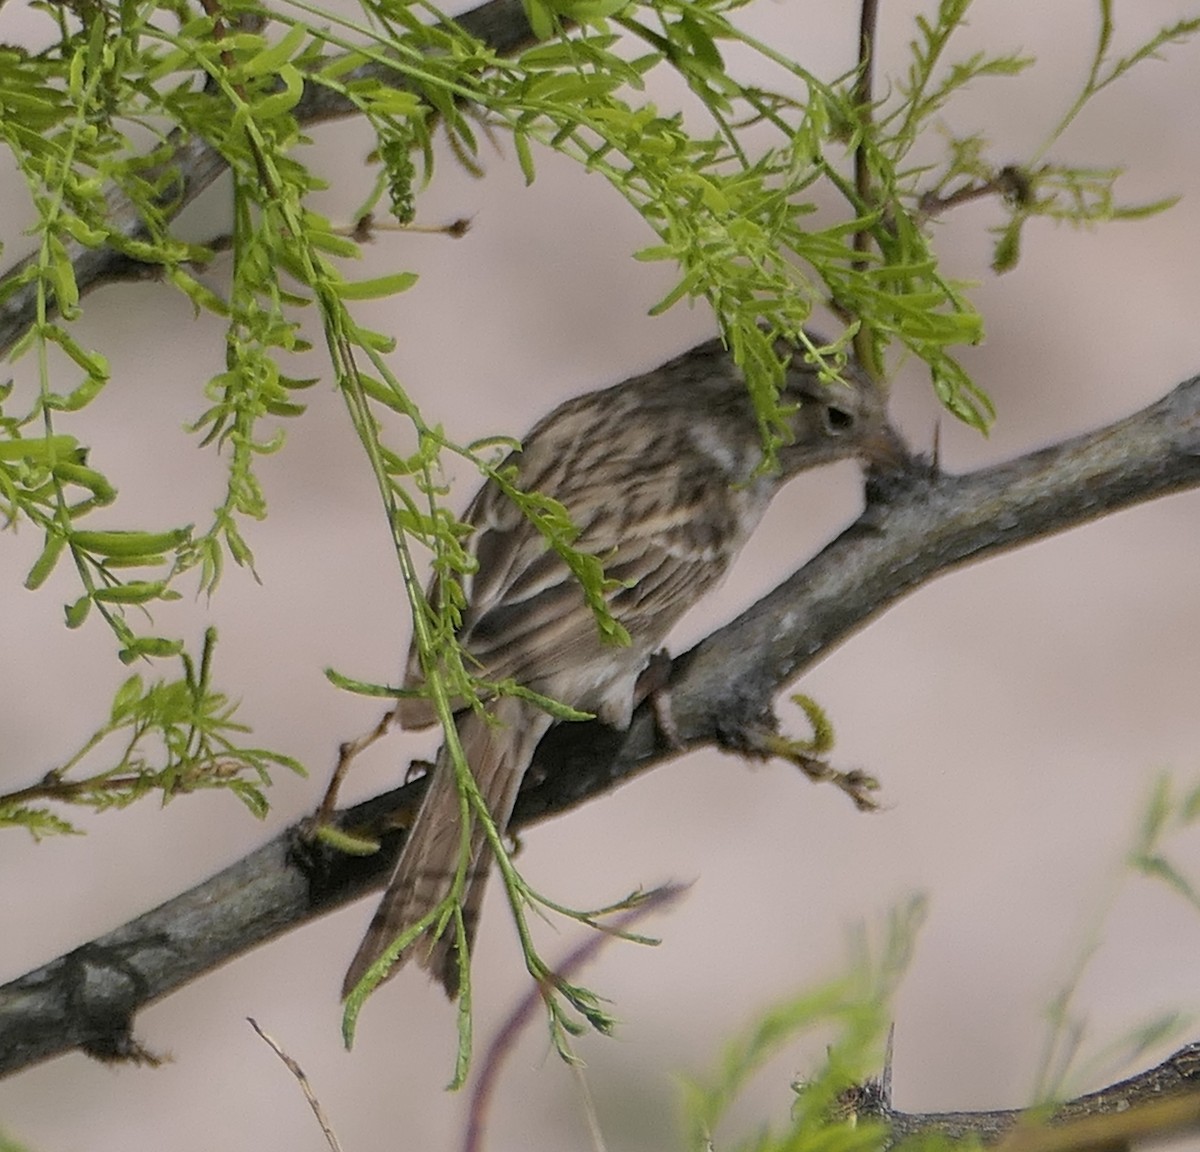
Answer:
[343, 334, 904, 998]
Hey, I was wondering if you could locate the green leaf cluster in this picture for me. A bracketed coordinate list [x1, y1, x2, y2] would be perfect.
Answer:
[682, 897, 927, 1152]
[0, 629, 304, 837]
[1029, 771, 1200, 1104]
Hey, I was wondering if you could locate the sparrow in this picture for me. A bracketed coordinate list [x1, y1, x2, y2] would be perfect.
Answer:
[343, 333, 905, 998]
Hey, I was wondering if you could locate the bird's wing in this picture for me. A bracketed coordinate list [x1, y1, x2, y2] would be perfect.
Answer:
[397, 399, 747, 726]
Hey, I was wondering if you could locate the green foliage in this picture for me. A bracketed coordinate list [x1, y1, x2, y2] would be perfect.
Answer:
[1032, 771, 1200, 1103]
[1, 0, 1190, 719]
[1129, 773, 1200, 910]
[894, 2, 1196, 282]
[681, 897, 925, 1152]
[3, 0, 1191, 665]
[0, 629, 304, 837]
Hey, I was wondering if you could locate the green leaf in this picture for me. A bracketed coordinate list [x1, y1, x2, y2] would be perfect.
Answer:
[363, 87, 424, 117]
[240, 24, 308, 78]
[253, 63, 304, 120]
[70, 528, 191, 558]
[1110, 195, 1180, 221]
[522, 0, 557, 40]
[0, 435, 80, 462]
[169, 269, 230, 316]
[352, 326, 397, 353]
[318, 50, 369, 81]
[42, 325, 109, 382]
[514, 129, 536, 185]
[676, 11, 725, 70]
[1, 805, 82, 839]
[992, 217, 1023, 272]
[555, 0, 628, 23]
[45, 251, 80, 318]
[119, 636, 185, 663]
[325, 667, 405, 697]
[92, 581, 174, 604]
[647, 268, 702, 315]
[307, 227, 360, 258]
[44, 370, 108, 412]
[331, 271, 420, 300]
[25, 532, 67, 590]
[53, 461, 117, 504]
[64, 595, 91, 629]
[110, 674, 146, 722]
[227, 779, 270, 819]
[60, 214, 108, 247]
[631, 244, 675, 262]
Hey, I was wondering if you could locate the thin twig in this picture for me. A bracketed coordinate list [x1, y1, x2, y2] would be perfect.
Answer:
[853, 0, 880, 242]
[313, 707, 396, 825]
[852, 0, 880, 373]
[249, 1017, 345, 1152]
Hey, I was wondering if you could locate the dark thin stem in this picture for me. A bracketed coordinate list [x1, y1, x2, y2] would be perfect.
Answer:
[853, 0, 880, 254]
[852, 0, 880, 373]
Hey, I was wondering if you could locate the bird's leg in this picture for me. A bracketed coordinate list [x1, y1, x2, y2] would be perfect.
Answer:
[302, 709, 423, 864]
[311, 706, 396, 827]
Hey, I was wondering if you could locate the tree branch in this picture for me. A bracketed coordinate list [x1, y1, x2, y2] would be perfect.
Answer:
[3, 366, 1200, 1079]
[858, 1041, 1200, 1149]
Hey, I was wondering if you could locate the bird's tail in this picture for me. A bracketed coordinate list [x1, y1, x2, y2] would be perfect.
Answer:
[342, 695, 552, 999]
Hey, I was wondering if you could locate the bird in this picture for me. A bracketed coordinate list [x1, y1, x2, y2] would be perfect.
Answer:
[342, 333, 905, 999]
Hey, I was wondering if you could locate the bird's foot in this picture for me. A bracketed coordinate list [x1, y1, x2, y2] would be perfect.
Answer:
[633, 649, 686, 750]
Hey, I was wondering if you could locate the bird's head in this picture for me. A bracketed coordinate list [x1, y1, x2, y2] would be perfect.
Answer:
[776, 341, 909, 476]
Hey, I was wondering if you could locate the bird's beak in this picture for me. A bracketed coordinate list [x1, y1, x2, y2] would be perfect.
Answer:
[862, 421, 912, 474]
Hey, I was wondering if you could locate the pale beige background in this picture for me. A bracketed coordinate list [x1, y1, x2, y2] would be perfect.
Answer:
[3, 2, 1200, 1150]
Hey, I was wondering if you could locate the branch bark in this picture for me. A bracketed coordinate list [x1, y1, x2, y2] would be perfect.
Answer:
[3, 365, 1200, 1079]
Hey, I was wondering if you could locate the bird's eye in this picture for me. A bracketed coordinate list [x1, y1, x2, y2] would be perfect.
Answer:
[824, 405, 855, 433]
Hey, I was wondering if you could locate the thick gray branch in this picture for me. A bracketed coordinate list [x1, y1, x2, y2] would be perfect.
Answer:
[2, 369, 1200, 1079]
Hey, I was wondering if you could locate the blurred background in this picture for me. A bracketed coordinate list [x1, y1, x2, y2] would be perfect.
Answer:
[2, 1, 1200, 1149]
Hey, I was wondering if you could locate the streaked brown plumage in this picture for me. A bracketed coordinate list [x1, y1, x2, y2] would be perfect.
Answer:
[343, 334, 904, 998]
